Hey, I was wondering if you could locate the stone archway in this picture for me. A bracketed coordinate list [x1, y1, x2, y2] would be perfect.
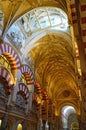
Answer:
[60, 105, 79, 130]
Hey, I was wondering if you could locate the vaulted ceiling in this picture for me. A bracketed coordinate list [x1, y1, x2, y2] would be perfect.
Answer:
[0, 0, 81, 118]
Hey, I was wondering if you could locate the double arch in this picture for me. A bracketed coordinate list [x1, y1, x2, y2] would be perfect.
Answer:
[17, 83, 29, 101]
[0, 43, 21, 70]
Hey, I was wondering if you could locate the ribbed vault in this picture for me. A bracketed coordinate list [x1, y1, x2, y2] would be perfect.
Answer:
[0, 0, 80, 118]
[29, 33, 80, 115]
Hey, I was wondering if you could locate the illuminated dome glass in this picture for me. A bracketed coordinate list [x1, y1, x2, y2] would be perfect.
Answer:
[6, 7, 68, 48]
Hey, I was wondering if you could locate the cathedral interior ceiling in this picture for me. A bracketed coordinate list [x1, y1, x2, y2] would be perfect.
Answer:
[0, 0, 80, 115]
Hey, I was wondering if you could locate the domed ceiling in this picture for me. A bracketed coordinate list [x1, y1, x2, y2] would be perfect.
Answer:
[0, 0, 80, 117]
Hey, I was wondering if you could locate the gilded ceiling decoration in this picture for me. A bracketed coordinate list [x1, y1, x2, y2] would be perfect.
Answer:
[29, 34, 80, 104]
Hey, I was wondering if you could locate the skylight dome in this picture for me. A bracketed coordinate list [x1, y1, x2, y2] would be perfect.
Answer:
[19, 7, 68, 33]
[7, 7, 68, 48]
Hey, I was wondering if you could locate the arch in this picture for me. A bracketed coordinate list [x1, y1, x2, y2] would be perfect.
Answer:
[57, 102, 80, 116]
[61, 106, 76, 119]
[17, 83, 29, 99]
[23, 30, 71, 55]
[0, 43, 21, 70]
[20, 65, 34, 85]
[7, 6, 69, 54]
[18, 7, 68, 34]
[0, 67, 13, 86]
[34, 81, 42, 94]
[61, 105, 77, 129]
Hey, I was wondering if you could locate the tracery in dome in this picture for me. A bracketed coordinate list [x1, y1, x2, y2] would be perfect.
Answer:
[6, 7, 68, 50]
[18, 7, 68, 33]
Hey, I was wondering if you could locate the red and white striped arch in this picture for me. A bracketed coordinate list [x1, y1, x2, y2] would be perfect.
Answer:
[20, 65, 34, 85]
[0, 67, 13, 86]
[34, 81, 42, 94]
[80, 2, 86, 47]
[0, 43, 20, 70]
[70, 0, 86, 75]
[70, 1, 86, 47]
[70, 0, 78, 36]
[18, 83, 29, 99]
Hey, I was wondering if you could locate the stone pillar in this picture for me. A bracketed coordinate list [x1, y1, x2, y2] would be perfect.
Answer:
[11, 82, 18, 104]
[74, 36, 86, 130]
[76, 114, 81, 130]
[28, 92, 33, 110]
[11, 69, 21, 104]
[1, 115, 8, 130]
[49, 116, 59, 130]
[74, 5, 86, 127]
[55, 116, 60, 130]
[27, 84, 34, 111]
[70, 0, 86, 129]
[7, 85, 14, 106]
[45, 120, 49, 130]
[49, 122, 54, 130]
[37, 118, 43, 130]
[70, 2, 86, 128]
[7, 94, 12, 106]
[22, 120, 27, 130]
[29, 122, 37, 130]
[10, 120, 18, 130]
